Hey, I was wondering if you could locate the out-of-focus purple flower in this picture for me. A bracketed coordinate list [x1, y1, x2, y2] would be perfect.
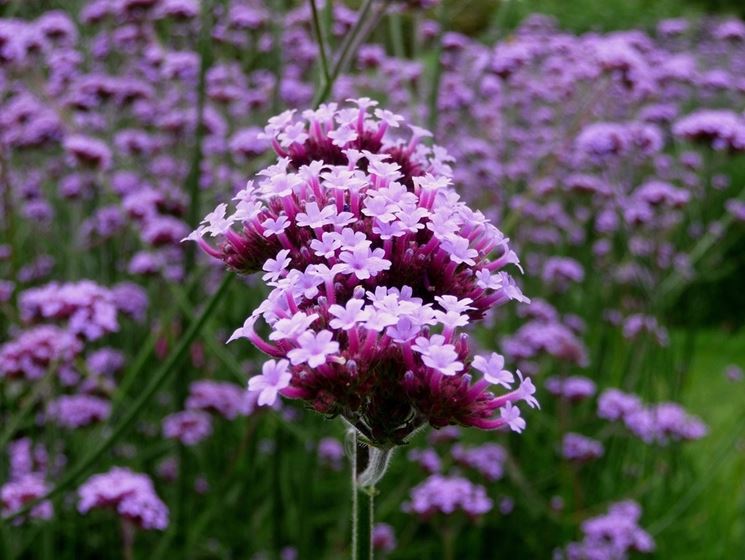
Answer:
[186, 379, 250, 419]
[542, 257, 584, 290]
[162, 410, 213, 446]
[0, 325, 82, 380]
[598, 388, 706, 444]
[725, 199, 745, 222]
[403, 474, 492, 519]
[545, 376, 596, 401]
[452, 442, 506, 481]
[407, 448, 442, 474]
[564, 500, 654, 560]
[317, 437, 345, 471]
[372, 522, 397, 554]
[77, 467, 168, 530]
[1, 475, 53, 524]
[19, 281, 120, 340]
[63, 134, 112, 170]
[561, 433, 604, 463]
[724, 364, 743, 382]
[47, 394, 111, 429]
[673, 109, 745, 151]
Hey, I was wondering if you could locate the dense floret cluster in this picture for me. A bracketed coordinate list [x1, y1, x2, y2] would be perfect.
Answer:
[192, 100, 536, 445]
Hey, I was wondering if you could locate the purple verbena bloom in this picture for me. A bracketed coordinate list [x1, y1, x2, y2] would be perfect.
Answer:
[77, 467, 168, 530]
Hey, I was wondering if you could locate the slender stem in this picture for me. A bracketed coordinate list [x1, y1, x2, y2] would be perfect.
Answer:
[121, 519, 135, 560]
[185, 0, 214, 272]
[309, 0, 331, 84]
[442, 527, 455, 560]
[0, 374, 48, 451]
[312, 0, 377, 107]
[350, 431, 387, 560]
[427, 1, 447, 132]
[350, 429, 359, 560]
[0, 143, 18, 284]
[355, 485, 375, 560]
[1, 273, 235, 524]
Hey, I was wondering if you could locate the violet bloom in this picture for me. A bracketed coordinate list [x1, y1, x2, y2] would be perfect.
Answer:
[1, 475, 53, 524]
[19, 281, 120, 341]
[564, 500, 654, 559]
[190, 100, 533, 446]
[724, 364, 743, 382]
[562, 433, 604, 463]
[407, 448, 442, 474]
[186, 380, 250, 419]
[598, 388, 707, 444]
[162, 410, 213, 446]
[47, 395, 111, 429]
[452, 443, 506, 481]
[317, 437, 345, 471]
[403, 474, 493, 519]
[545, 376, 596, 402]
[0, 325, 82, 381]
[372, 523, 397, 554]
[77, 467, 169, 530]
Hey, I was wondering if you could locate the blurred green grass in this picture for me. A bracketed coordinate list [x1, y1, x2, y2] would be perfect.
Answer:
[658, 328, 745, 557]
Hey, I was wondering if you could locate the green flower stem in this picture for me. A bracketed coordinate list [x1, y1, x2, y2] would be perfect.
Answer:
[309, 0, 331, 84]
[355, 484, 375, 560]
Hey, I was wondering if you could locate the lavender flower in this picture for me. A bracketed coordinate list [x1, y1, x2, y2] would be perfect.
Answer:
[372, 523, 397, 554]
[1, 475, 53, 524]
[598, 388, 706, 444]
[317, 437, 345, 471]
[561, 433, 604, 463]
[47, 395, 112, 429]
[186, 379, 251, 419]
[563, 500, 654, 560]
[162, 410, 213, 446]
[77, 467, 169, 530]
[452, 442, 507, 481]
[190, 100, 534, 445]
[403, 474, 492, 519]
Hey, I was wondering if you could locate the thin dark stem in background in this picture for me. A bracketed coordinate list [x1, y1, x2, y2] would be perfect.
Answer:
[309, 0, 331, 84]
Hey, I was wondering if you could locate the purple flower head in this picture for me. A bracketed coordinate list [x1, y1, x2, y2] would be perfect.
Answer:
[599, 388, 707, 444]
[452, 442, 506, 481]
[673, 110, 745, 151]
[403, 474, 493, 520]
[565, 500, 654, 559]
[77, 467, 169, 530]
[407, 448, 442, 474]
[191, 101, 532, 446]
[19, 281, 121, 341]
[317, 437, 345, 471]
[47, 395, 111, 429]
[561, 433, 604, 463]
[372, 523, 397, 554]
[63, 135, 112, 170]
[162, 410, 213, 446]
[1, 475, 53, 525]
[545, 376, 596, 402]
[0, 325, 82, 381]
[186, 380, 250, 419]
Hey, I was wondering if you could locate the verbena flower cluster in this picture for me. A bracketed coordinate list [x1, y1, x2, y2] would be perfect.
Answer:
[191, 99, 536, 445]
[403, 474, 493, 519]
[562, 500, 655, 560]
[77, 467, 169, 530]
[598, 388, 707, 444]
